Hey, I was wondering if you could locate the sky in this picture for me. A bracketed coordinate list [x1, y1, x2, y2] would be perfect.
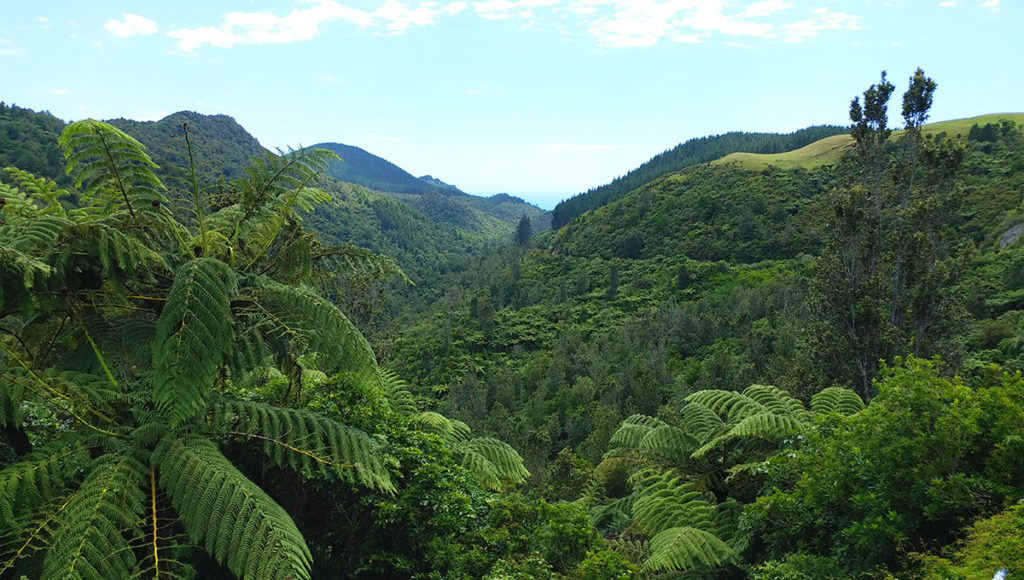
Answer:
[1, 1, 1021, 209]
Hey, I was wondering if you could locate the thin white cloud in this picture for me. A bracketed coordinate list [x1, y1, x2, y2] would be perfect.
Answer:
[105, 13, 158, 38]
[981, 0, 998, 9]
[0, 38, 16, 56]
[167, 0, 860, 53]
[320, 74, 342, 83]
[781, 8, 859, 42]
[937, 1, 956, 6]
[739, 0, 793, 18]
[49, 87, 69, 95]
[169, 1, 467, 54]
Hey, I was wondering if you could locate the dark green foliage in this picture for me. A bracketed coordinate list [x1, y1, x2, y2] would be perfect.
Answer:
[551, 125, 847, 228]
[0, 103, 67, 182]
[748, 358, 1024, 577]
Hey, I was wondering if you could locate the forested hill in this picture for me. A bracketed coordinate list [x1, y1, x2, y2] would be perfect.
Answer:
[550, 124, 846, 228]
[314, 141, 464, 195]
[108, 111, 270, 182]
[0, 102, 67, 181]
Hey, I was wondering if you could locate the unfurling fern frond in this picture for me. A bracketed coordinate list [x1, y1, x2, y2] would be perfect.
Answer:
[58, 120, 166, 217]
[209, 400, 394, 493]
[152, 258, 237, 427]
[43, 454, 148, 580]
[642, 526, 738, 574]
[153, 436, 312, 580]
[811, 386, 865, 416]
[242, 280, 378, 385]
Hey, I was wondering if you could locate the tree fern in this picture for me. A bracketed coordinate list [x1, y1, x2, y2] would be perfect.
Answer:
[239, 279, 378, 387]
[0, 443, 89, 532]
[209, 399, 394, 492]
[58, 120, 166, 218]
[411, 411, 529, 490]
[43, 454, 148, 580]
[642, 526, 738, 574]
[153, 435, 312, 580]
[811, 386, 866, 416]
[684, 389, 767, 423]
[152, 258, 237, 427]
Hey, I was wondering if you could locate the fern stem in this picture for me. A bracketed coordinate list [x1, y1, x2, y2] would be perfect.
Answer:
[0, 345, 123, 438]
[242, 171, 319, 273]
[96, 128, 137, 219]
[0, 494, 74, 574]
[182, 123, 208, 259]
[149, 462, 160, 576]
[227, 430, 355, 469]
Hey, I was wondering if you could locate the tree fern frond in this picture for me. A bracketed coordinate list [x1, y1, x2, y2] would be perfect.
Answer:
[210, 400, 394, 493]
[152, 258, 237, 427]
[58, 120, 166, 217]
[631, 475, 715, 537]
[692, 412, 806, 459]
[380, 369, 417, 415]
[741, 384, 808, 418]
[462, 437, 530, 490]
[0, 443, 89, 532]
[684, 390, 766, 423]
[242, 280, 378, 385]
[153, 436, 312, 580]
[638, 425, 700, 464]
[678, 402, 726, 442]
[590, 493, 637, 533]
[608, 414, 669, 450]
[412, 411, 457, 437]
[2, 167, 70, 216]
[811, 386, 865, 416]
[641, 526, 738, 574]
[43, 454, 148, 580]
[311, 243, 410, 286]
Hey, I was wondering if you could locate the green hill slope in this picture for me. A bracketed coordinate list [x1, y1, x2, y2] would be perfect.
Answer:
[313, 141, 456, 195]
[550, 125, 847, 228]
[715, 113, 1024, 170]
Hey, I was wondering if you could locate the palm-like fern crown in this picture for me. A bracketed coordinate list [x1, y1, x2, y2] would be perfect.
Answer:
[0, 120, 408, 580]
[596, 384, 864, 575]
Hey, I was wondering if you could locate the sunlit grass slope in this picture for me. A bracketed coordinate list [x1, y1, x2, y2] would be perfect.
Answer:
[714, 113, 1024, 170]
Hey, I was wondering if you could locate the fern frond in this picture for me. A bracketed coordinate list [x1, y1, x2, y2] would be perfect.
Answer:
[631, 474, 715, 536]
[641, 526, 738, 574]
[608, 414, 669, 449]
[0, 443, 89, 532]
[380, 368, 417, 415]
[311, 243, 410, 286]
[2, 167, 70, 216]
[59, 120, 166, 217]
[811, 386, 865, 416]
[684, 390, 766, 423]
[152, 258, 237, 427]
[209, 400, 395, 493]
[241, 280, 378, 385]
[741, 384, 808, 418]
[638, 425, 700, 464]
[153, 436, 312, 580]
[43, 454, 148, 580]
[692, 412, 806, 459]
[678, 402, 727, 442]
[590, 493, 637, 533]
[461, 437, 530, 490]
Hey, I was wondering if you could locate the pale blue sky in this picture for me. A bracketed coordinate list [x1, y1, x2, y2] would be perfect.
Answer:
[1, 1, 1020, 208]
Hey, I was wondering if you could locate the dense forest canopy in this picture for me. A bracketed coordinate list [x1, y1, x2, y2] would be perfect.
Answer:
[3, 67, 1024, 578]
